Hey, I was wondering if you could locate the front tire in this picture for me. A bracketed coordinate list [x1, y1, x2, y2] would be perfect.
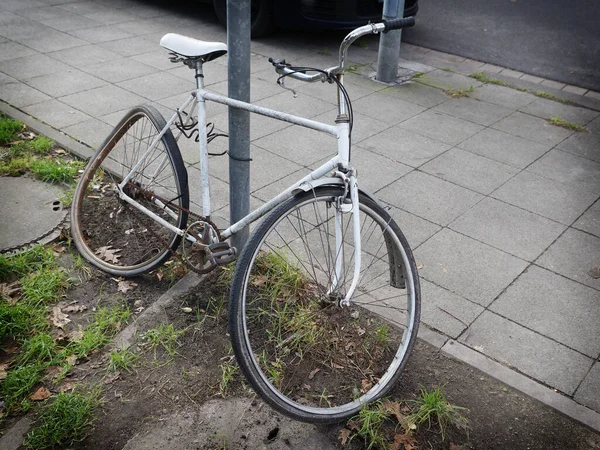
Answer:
[229, 187, 420, 423]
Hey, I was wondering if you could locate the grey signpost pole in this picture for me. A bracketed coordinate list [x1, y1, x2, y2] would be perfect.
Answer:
[376, 0, 405, 83]
[227, 0, 251, 250]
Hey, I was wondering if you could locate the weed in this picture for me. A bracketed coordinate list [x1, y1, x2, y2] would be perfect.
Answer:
[59, 187, 75, 208]
[375, 325, 390, 344]
[346, 63, 366, 74]
[469, 72, 508, 86]
[1, 363, 44, 413]
[30, 158, 84, 184]
[21, 267, 70, 306]
[142, 323, 184, 358]
[317, 48, 331, 56]
[440, 67, 455, 73]
[412, 72, 424, 79]
[108, 347, 140, 373]
[24, 389, 101, 449]
[348, 401, 390, 450]
[535, 91, 568, 103]
[548, 117, 585, 132]
[217, 355, 239, 397]
[0, 156, 30, 176]
[19, 333, 57, 365]
[0, 115, 23, 145]
[29, 136, 54, 154]
[444, 85, 474, 98]
[0, 301, 48, 342]
[405, 386, 469, 440]
[0, 245, 54, 281]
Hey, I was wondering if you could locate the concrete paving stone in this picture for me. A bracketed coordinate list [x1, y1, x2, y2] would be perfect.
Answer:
[348, 145, 412, 192]
[185, 169, 231, 222]
[98, 35, 158, 57]
[526, 149, 600, 194]
[446, 58, 486, 75]
[0, 81, 50, 107]
[480, 63, 505, 74]
[252, 38, 321, 62]
[23, 99, 91, 128]
[82, 57, 159, 83]
[557, 131, 600, 163]
[461, 310, 592, 395]
[252, 168, 313, 203]
[588, 116, 600, 133]
[0, 73, 17, 86]
[520, 98, 599, 126]
[113, 18, 164, 37]
[117, 71, 194, 101]
[492, 171, 598, 225]
[573, 200, 600, 238]
[492, 111, 573, 147]
[399, 110, 485, 146]
[68, 24, 134, 44]
[60, 84, 146, 116]
[254, 89, 335, 120]
[586, 91, 600, 102]
[124, 4, 166, 19]
[491, 265, 600, 358]
[19, 28, 88, 53]
[82, 7, 139, 25]
[501, 68, 525, 78]
[563, 84, 588, 96]
[24, 68, 107, 98]
[450, 197, 566, 261]
[397, 59, 437, 74]
[308, 110, 391, 145]
[541, 79, 566, 90]
[378, 170, 483, 226]
[415, 228, 528, 306]
[253, 123, 337, 167]
[425, 50, 466, 64]
[0, 41, 39, 62]
[159, 91, 227, 119]
[0, 53, 70, 79]
[575, 362, 600, 412]
[206, 77, 281, 104]
[385, 81, 450, 108]
[295, 77, 374, 105]
[0, 0, 47, 11]
[62, 117, 113, 149]
[350, 90, 426, 125]
[131, 49, 188, 71]
[1, 17, 57, 42]
[416, 69, 483, 91]
[421, 147, 519, 195]
[210, 110, 293, 143]
[458, 128, 551, 169]
[47, 44, 122, 67]
[537, 227, 600, 291]
[520, 74, 544, 84]
[384, 206, 441, 249]
[14, 5, 67, 20]
[56, 1, 113, 15]
[420, 279, 485, 338]
[39, 14, 103, 32]
[469, 83, 535, 110]
[432, 96, 513, 127]
[358, 126, 451, 168]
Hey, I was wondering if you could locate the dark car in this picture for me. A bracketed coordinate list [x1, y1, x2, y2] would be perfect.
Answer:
[210, 0, 418, 37]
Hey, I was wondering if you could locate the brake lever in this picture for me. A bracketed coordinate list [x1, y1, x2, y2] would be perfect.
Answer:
[277, 77, 297, 98]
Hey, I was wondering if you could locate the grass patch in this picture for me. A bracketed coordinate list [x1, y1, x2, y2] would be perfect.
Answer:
[21, 267, 70, 306]
[142, 323, 184, 358]
[406, 386, 469, 440]
[0, 245, 55, 281]
[29, 136, 54, 154]
[108, 347, 140, 373]
[30, 158, 84, 184]
[348, 401, 390, 450]
[0, 115, 24, 145]
[24, 389, 101, 449]
[547, 117, 585, 132]
[444, 85, 474, 98]
[535, 91, 568, 103]
[217, 354, 239, 397]
[469, 72, 508, 86]
[1, 363, 44, 413]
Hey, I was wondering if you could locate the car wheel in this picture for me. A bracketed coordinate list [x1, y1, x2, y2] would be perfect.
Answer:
[213, 0, 274, 38]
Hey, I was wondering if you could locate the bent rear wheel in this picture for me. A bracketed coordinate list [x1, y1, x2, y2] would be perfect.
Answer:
[71, 105, 189, 277]
[229, 186, 420, 423]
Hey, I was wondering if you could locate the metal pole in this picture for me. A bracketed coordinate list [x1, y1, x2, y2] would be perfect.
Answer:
[227, 0, 251, 250]
[376, 0, 405, 83]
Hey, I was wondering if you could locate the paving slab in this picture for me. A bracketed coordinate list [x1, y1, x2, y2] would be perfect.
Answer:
[0, 53, 71, 79]
[450, 197, 566, 262]
[492, 111, 573, 147]
[520, 98, 599, 126]
[432, 96, 513, 126]
[18, 28, 87, 53]
[491, 265, 600, 358]
[385, 206, 441, 249]
[414, 228, 529, 307]
[557, 131, 600, 163]
[0, 80, 50, 108]
[0, 41, 39, 62]
[347, 145, 412, 192]
[352, 90, 426, 125]
[23, 99, 92, 128]
[420, 147, 519, 195]
[47, 44, 123, 67]
[416, 69, 482, 91]
[385, 80, 449, 108]
[458, 127, 551, 169]
[80, 57, 159, 83]
[59, 84, 146, 116]
[575, 363, 600, 412]
[536, 227, 600, 291]
[98, 35, 158, 57]
[116, 71, 194, 101]
[378, 170, 483, 226]
[573, 200, 600, 237]
[0, 176, 67, 251]
[25, 68, 107, 98]
[62, 117, 114, 150]
[400, 110, 484, 146]
[461, 311, 593, 396]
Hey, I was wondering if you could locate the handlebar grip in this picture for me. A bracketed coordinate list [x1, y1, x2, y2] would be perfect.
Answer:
[382, 17, 416, 32]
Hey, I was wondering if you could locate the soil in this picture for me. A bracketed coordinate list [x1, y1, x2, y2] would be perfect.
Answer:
[61, 271, 600, 450]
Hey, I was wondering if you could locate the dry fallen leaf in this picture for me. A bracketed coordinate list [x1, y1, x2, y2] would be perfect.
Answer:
[308, 367, 321, 380]
[62, 304, 87, 313]
[43, 366, 63, 380]
[417, 264, 423, 270]
[57, 380, 78, 393]
[156, 270, 164, 281]
[338, 428, 351, 446]
[0, 281, 21, 304]
[181, 307, 193, 313]
[30, 386, 52, 401]
[117, 279, 138, 294]
[65, 355, 77, 365]
[96, 246, 121, 264]
[104, 372, 121, 384]
[383, 399, 406, 425]
[52, 244, 66, 254]
[390, 432, 418, 450]
[0, 361, 11, 380]
[360, 379, 373, 393]
[50, 306, 70, 329]
[69, 330, 84, 341]
[331, 362, 344, 369]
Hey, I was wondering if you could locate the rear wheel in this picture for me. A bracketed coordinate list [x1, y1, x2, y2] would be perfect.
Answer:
[230, 186, 420, 423]
[71, 105, 189, 277]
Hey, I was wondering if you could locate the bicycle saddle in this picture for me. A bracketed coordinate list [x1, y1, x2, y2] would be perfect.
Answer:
[160, 34, 227, 62]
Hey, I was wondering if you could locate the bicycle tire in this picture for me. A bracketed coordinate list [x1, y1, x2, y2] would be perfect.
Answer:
[229, 186, 420, 423]
[71, 105, 189, 277]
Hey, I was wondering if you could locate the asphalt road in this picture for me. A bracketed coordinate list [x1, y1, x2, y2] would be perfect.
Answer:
[402, 0, 600, 91]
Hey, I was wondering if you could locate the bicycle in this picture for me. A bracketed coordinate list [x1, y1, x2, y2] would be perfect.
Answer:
[71, 17, 420, 424]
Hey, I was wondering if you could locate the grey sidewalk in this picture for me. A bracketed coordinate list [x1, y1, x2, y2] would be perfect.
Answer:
[1, 0, 599, 431]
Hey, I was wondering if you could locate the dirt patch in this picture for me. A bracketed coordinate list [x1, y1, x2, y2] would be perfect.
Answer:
[74, 273, 600, 450]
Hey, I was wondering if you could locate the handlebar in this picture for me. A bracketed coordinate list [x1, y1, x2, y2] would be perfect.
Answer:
[269, 17, 415, 80]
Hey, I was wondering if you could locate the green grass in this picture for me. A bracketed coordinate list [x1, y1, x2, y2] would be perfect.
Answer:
[29, 136, 54, 154]
[535, 91, 569, 103]
[444, 85, 474, 98]
[0, 115, 23, 145]
[142, 323, 184, 358]
[217, 355, 239, 397]
[405, 386, 469, 440]
[30, 158, 84, 184]
[1, 363, 44, 413]
[108, 347, 139, 373]
[24, 389, 101, 449]
[21, 267, 70, 306]
[548, 116, 585, 131]
[348, 401, 390, 450]
[469, 72, 509, 86]
[19, 333, 57, 365]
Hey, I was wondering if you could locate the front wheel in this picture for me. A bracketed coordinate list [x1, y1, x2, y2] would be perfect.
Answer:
[71, 105, 189, 277]
[229, 187, 420, 423]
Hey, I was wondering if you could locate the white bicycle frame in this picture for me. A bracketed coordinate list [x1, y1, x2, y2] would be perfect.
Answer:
[116, 22, 389, 304]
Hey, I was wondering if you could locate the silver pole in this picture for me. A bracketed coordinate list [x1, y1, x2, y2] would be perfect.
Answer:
[376, 0, 405, 83]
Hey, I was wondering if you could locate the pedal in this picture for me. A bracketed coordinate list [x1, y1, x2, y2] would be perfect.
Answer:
[208, 242, 237, 265]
